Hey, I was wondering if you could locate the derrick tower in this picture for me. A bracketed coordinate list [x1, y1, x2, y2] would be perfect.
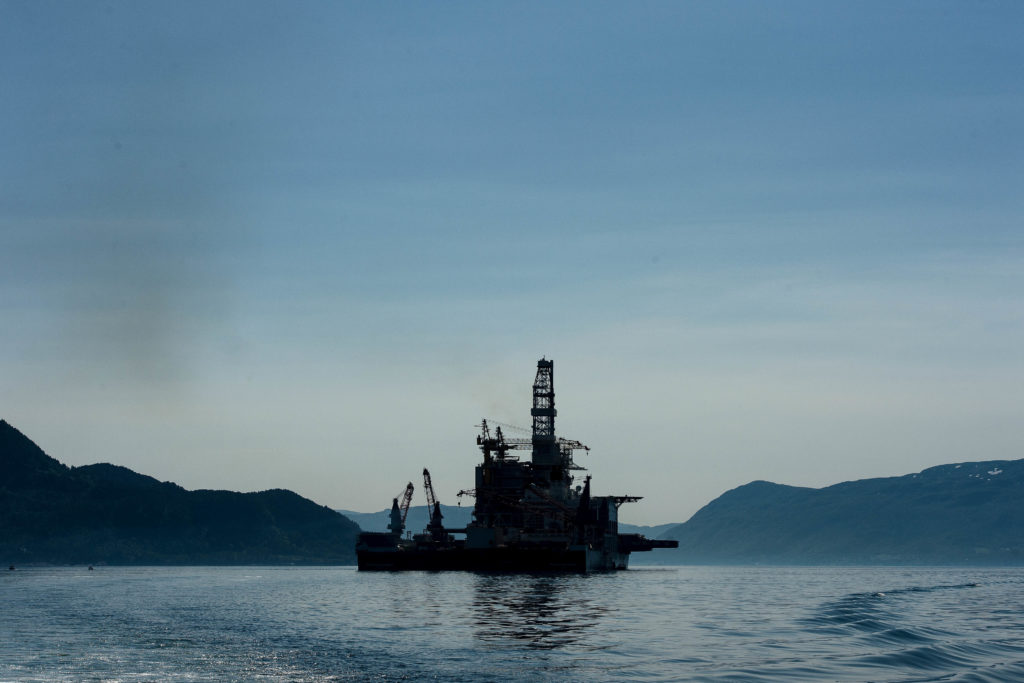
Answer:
[531, 358, 559, 467]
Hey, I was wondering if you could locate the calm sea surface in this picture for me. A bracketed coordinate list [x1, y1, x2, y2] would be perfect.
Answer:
[2, 566, 1023, 682]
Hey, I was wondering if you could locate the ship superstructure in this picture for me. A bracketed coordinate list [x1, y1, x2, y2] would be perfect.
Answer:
[356, 359, 677, 571]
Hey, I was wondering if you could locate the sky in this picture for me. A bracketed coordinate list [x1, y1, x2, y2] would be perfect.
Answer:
[2, 1, 1022, 524]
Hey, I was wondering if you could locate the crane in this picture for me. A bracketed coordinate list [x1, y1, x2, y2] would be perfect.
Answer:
[421, 471, 446, 540]
[422, 468, 445, 540]
[422, 468, 438, 510]
[477, 418, 588, 462]
[476, 420, 516, 462]
[388, 482, 414, 536]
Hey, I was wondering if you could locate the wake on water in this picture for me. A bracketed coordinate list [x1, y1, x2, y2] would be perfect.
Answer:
[801, 580, 1024, 682]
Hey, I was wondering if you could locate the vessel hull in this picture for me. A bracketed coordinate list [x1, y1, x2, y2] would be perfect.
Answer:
[357, 546, 626, 572]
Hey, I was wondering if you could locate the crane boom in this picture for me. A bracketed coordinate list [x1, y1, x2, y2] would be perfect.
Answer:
[422, 468, 446, 540]
[387, 482, 415, 536]
[422, 468, 438, 509]
[399, 482, 414, 523]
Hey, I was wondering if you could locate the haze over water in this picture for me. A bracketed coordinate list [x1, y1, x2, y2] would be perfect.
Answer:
[4, 566, 1023, 681]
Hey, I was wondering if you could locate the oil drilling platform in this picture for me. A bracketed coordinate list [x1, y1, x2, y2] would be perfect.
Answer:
[355, 359, 678, 571]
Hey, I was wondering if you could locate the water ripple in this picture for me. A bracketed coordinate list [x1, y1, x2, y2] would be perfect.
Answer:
[3, 566, 1024, 681]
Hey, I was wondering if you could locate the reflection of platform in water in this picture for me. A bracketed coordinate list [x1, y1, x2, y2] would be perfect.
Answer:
[356, 359, 678, 572]
[471, 573, 609, 649]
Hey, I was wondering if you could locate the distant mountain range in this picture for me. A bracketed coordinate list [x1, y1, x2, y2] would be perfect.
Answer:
[6, 418, 1021, 566]
[338, 504, 681, 540]
[652, 459, 1024, 565]
[338, 504, 475, 534]
[0, 420, 359, 565]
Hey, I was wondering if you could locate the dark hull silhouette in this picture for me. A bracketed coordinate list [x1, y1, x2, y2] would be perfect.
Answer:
[355, 360, 677, 572]
[357, 545, 608, 572]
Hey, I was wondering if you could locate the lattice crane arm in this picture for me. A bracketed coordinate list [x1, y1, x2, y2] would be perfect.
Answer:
[422, 468, 438, 509]
[398, 482, 414, 524]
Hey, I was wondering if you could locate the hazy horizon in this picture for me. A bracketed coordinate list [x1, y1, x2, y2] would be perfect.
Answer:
[3, 2, 1022, 524]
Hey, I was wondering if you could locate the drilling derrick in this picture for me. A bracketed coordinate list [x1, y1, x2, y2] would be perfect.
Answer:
[531, 358, 559, 468]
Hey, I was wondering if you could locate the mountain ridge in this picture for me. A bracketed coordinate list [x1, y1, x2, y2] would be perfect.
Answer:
[0, 419, 359, 565]
[336, 505, 682, 538]
[656, 458, 1024, 565]
[7, 418, 1021, 566]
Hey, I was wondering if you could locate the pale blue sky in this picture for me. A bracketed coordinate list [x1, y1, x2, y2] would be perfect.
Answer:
[3, 1, 1022, 522]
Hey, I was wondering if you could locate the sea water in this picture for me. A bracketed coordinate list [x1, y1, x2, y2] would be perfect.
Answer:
[2, 566, 1023, 682]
